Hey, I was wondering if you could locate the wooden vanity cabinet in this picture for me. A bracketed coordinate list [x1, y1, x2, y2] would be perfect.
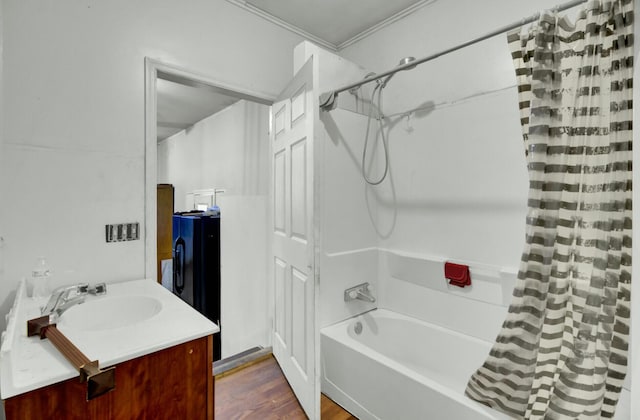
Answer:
[4, 335, 214, 420]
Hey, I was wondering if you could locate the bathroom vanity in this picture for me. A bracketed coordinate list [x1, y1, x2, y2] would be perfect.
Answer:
[1, 278, 219, 419]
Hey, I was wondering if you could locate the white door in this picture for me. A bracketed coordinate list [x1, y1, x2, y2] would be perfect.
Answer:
[271, 57, 318, 418]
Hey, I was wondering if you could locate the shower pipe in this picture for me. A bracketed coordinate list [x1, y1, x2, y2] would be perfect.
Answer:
[319, 0, 588, 111]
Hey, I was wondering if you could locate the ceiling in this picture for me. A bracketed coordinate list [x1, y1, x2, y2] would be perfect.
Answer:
[157, 79, 241, 141]
[238, 0, 428, 49]
[157, 0, 429, 142]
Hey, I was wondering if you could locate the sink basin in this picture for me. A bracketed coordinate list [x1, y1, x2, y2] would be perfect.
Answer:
[57, 295, 162, 331]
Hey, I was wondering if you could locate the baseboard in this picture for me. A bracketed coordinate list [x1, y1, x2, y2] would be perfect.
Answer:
[213, 346, 273, 378]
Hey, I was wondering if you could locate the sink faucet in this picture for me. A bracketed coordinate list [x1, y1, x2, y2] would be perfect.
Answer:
[41, 283, 89, 316]
[52, 296, 87, 317]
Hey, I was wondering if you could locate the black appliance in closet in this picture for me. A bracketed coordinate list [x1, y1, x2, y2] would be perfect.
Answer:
[172, 211, 221, 361]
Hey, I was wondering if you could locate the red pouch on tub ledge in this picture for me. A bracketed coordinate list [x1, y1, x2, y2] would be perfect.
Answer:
[444, 262, 471, 288]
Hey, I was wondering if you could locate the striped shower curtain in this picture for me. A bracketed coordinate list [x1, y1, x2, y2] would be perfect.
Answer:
[465, 1, 633, 418]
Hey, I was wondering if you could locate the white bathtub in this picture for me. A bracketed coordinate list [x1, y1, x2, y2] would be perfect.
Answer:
[321, 309, 511, 420]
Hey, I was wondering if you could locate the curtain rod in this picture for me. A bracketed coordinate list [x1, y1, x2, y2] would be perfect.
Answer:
[319, 0, 588, 111]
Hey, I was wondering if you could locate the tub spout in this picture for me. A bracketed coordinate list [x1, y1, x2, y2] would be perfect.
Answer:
[344, 282, 376, 303]
[356, 289, 376, 303]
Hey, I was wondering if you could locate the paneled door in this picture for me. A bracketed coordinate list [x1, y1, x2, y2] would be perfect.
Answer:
[270, 57, 318, 418]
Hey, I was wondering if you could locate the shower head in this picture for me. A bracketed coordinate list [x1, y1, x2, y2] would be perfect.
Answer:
[381, 56, 417, 88]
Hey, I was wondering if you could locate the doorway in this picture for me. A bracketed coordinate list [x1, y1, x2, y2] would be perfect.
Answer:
[144, 58, 274, 361]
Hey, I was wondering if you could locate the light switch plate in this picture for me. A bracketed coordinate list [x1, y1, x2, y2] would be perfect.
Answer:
[105, 223, 140, 242]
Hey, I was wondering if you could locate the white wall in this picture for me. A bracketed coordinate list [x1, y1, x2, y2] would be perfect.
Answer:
[0, 0, 304, 334]
[158, 99, 270, 358]
[216, 195, 268, 358]
[318, 107, 379, 328]
[339, 0, 544, 275]
[158, 100, 269, 209]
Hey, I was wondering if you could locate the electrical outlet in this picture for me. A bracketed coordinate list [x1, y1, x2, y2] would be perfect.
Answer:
[105, 223, 140, 243]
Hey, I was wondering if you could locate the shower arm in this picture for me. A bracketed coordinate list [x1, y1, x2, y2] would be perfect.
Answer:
[318, 0, 588, 111]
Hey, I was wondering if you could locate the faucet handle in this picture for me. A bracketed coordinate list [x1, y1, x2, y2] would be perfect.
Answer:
[89, 283, 107, 295]
[77, 283, 90, 295]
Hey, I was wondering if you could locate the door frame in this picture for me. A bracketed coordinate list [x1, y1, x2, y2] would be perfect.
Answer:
[143, 57, 275, 281]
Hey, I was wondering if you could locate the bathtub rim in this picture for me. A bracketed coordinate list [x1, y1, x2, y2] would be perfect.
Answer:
[324, 307, 496, 346]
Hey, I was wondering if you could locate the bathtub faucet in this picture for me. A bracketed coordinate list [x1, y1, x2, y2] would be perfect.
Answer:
[344, 282, 376, 303]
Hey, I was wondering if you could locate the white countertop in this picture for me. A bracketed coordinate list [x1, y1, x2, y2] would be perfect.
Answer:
[0, 278, 219, 399]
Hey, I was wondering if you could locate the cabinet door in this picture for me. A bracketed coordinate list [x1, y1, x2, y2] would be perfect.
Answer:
[157, 183, 174, 283]
[4, 336, 214, 420]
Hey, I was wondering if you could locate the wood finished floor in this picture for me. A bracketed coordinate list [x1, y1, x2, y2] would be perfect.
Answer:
[215, 355, 356, 419]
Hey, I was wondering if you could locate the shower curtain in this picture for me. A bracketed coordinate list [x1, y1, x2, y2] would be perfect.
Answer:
[465, 1, 633, 418]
